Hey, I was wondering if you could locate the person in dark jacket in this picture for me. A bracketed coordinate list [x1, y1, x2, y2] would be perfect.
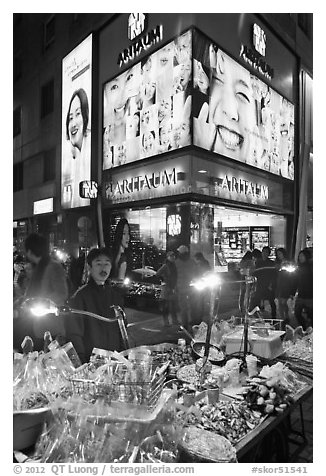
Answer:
[293, 248, 313, 330]
[156, 251, 179, 327]
[250, 247, 277, 318]
[13, 233, 69, 350]
[238, 250, 255, 314]
[175, 245, 197, 331]
[274, 248, 296, 324]
[65, 247, 124, 363]
[194, 252, 210, 275]
[193, 252, 211, 323]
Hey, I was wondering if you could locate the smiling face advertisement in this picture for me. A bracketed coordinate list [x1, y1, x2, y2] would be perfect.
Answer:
[103, 30, 192, 170]
[192, 31, 295, 180]
[61, 34, 92, 209]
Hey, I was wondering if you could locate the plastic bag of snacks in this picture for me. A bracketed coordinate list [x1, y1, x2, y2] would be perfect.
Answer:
[35, 396, 162, 463]
[13, 351, 50, 411]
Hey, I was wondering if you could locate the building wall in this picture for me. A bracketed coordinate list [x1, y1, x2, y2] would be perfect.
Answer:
[13, 13, 313, 253]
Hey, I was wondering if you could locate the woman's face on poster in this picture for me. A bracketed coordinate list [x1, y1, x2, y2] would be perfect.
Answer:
[121, 224, 130, 249]
[175, 31, 191, 64]
[106, 67, 138, 126]
[157, 43, 174, 70]
[143, 131, 155, 154]
[144, 81, 156, 102]
[208, 50, 256, 161]
[68, 95, 84, 151]
[159, 125, 171, 149]
[173, 120, 190, 148]
[158, 99, 171, 125]
[126, 114, 140, 139]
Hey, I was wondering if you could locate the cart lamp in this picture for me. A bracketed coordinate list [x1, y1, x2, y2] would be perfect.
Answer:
[190, 273, 222, 291]
[21, 298, 130, 349]
[22, 298, 59, 318]
[280, 264, 297, 273]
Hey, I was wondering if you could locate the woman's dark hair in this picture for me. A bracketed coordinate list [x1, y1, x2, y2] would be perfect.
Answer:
[112, 218, 131, 257]
[252, 249, 262, 260]
[142, 130, 155, 147]
[24, 233, 51, 298]
[241, 250, 253, 261]
[87, 247, 112, 266]
[275, 247, 287, 262]
[298, 248, 311, 264]
[65, 88, 89, 141]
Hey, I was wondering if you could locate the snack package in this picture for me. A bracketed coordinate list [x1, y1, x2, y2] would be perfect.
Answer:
[13, 351, 50, 411]
[193, 322, 223, 345]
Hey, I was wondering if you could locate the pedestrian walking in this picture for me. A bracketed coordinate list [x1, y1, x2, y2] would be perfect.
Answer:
[156, 251, 179, 327]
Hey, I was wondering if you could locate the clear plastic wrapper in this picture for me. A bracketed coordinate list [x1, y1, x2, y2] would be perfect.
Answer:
[14, 351, 50, 411]
[35, 391, 176, 463]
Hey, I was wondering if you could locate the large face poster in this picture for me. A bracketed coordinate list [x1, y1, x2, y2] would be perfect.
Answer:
[61, 34, 92, 208]
[193, 31, 295, 180]
[103, 30, 192, 170]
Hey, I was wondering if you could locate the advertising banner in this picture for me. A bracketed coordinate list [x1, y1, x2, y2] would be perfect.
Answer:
[103, 30, 192, 169]
[61, 34, 92, 208]
[192, 30, 295, 180]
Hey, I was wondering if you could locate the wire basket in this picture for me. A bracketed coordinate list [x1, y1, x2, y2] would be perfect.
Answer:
[68, 360, 169, 411]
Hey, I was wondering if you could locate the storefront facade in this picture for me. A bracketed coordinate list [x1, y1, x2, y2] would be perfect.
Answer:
[96, 13, 296, 271]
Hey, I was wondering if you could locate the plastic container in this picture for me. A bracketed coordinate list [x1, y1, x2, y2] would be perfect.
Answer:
[224, 329, 285, 359]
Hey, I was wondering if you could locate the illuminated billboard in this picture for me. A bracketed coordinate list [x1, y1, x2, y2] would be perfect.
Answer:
[103, 30, 192, 169]
[192, 30, 294, 180]
[61, 34, 92, 208]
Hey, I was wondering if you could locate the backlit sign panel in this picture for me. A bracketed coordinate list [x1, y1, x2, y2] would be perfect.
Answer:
[193, 30, 294, 180]
[104, 30, 192, 170]
[61, 34, 92, 209]
[33, 198, 54, 215]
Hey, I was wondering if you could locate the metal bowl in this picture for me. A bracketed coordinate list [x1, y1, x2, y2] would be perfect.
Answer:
[191, 341, 226, 366]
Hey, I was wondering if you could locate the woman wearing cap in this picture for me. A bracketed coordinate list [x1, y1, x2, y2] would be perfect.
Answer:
[156, 251, 179, 327]
[175, 245, 197, 331]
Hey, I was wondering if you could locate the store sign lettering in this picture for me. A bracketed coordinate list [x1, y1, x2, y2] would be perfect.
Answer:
[167, 214, 182, 236]
[253, 23, 266, 57]
[105, 167, 177, 198]
[239, 44, 273, 80]
[118, 25, 163, 67]
[128, 13, 147, 41]
[220, 175, 269, 200]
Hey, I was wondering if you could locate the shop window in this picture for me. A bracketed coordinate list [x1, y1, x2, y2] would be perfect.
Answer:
[13, 163, 24, 192]
[127, 207, 167, 270]
[40, 79, 54, 118]
[43, 15, 55, 51]
[212, 205, 286, 270]
[43, 148, 56, 182]
[13, 106, 22, 137]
